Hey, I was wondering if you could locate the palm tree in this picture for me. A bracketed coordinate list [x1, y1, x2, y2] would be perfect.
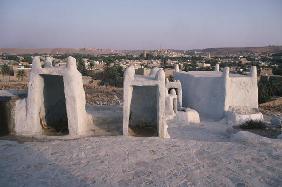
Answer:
[77, 58, 87, 75]
[1, 64, 10, 82]
[16, 70, 26, 81]
[89, 61, 95, 70]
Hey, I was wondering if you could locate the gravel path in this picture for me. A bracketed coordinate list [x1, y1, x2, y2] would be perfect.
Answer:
[0, 119, 282, 187]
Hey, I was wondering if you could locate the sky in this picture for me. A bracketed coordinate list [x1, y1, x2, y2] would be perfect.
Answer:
[0, 0, 282, 50]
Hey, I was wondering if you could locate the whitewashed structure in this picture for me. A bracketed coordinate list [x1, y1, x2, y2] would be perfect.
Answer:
[226, 107, 263, 125]
[174, 64, 261, 123]
[176, 108, 200, 124]
[165, 88, 178, 119]
[14, 56, 92, 136]
[166, 78, 182, 109]
[123, 66, 170, 138]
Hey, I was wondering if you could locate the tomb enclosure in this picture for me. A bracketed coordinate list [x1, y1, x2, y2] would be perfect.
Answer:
[14, 56, 92, 136]
[174, 64, 262, 124]
[123, 66, 170, 138]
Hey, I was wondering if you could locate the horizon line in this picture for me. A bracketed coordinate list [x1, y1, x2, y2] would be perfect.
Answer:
[1, 44, 282, 51]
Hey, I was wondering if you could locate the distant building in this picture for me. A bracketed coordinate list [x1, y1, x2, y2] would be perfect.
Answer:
[55, 62, 67, 67]
[259, 67, 272, 76]
[197, 63, 211, 68]
[135, 67, 150, 76]
[239, 58, 249, 64]
[143, 51, 147, 58]
[272, 52, 282, 60]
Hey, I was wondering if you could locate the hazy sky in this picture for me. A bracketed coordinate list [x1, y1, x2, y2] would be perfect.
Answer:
[0, 0, 282, 49]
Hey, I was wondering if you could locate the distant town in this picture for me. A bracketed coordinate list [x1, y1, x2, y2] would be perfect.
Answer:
[1, 46, 282, 81]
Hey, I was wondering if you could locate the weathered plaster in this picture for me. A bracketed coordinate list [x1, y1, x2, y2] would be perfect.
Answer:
[14, 56, 92, 136]
[174, 65, 260, 121]
[123, 66, 170, 138]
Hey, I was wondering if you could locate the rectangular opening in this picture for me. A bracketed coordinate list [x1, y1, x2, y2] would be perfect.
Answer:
[129, 86, 158, 137]
[41, 75, 68, 135]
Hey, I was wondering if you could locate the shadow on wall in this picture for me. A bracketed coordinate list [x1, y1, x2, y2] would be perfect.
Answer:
[0, 96, 18, 136]
[41, 75, 68, 135]
[129, 86, 158, 137]
[0, 99, 12, 136]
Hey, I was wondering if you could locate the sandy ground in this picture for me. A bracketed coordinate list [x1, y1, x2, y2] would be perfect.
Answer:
[0, 106, 282, 187]
[260, 97, 282, 117]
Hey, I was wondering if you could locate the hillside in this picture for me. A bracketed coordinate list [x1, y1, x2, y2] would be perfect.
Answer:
[201, 46, 282, 55]
[0, 48, 119, 55]
[1, 46, 282, 55]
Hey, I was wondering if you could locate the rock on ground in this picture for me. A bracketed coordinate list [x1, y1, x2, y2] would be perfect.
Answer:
[271, 116, 282, 128]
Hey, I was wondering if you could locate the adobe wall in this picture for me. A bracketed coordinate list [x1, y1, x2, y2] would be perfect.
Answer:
[14, 56, 93, 136]
[174, 66, 258, 120]
[123, 66, 169, 138]
[227, 77, 258, 109]
[174, 72, 226, 119]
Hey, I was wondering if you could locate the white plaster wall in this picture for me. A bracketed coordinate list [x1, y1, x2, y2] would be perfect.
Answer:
[165, 94, 177, 120]
[25, 73, 45, 135]
[14, 56, 93, 136]
[226, 77, 258, 109]
[176, 108, 200, 124]
[175, 72, 226, 120]
[166, 81, 182, 108]
[64, 67, 92, 136]
[226, 112, 263, 125]
[123, 66, 169, 138]
[14, 99, 27, 134]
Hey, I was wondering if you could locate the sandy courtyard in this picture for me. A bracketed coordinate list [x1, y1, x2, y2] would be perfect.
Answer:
[0, 112, 282, 187]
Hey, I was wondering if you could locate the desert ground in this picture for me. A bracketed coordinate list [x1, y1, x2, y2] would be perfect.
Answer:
[0, 105, 282, 187]
[0, 79, 282, 187]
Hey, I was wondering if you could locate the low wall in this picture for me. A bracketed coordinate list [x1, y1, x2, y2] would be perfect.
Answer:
[227, 77, 258, 108]
[0, 90, 27, 136]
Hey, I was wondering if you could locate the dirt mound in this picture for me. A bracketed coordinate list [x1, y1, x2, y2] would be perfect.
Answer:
[84, 81, 123, 106]
[0, 82, 27, 90]
[259, 97, 282, 116]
